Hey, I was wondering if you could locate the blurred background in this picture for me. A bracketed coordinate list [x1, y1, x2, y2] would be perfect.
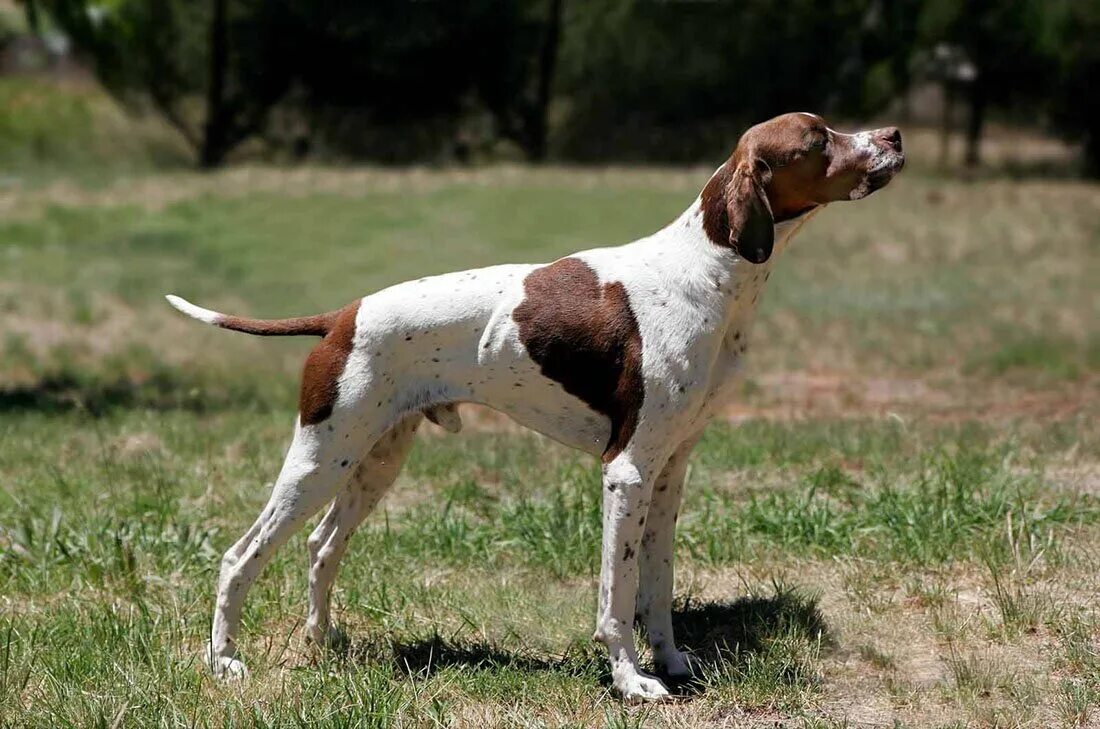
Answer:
[1, 0, 1098, 171]
[0, 0, 1096, 403]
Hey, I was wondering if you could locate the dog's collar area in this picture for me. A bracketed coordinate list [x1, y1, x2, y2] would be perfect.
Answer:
[774, 204, 819, 223]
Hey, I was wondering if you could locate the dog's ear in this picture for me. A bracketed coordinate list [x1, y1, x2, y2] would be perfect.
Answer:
[726, 156, 774, 264]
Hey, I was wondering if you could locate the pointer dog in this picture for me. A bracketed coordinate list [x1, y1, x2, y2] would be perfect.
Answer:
[168, 112, 903, 701]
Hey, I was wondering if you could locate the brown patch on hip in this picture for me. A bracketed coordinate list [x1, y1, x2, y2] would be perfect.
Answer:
[512, 258, 644, 463]
[299, 300, 361, 426]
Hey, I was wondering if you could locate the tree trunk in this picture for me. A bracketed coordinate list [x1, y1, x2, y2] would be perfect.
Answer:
[23, 0, 41, 32]
[1085, 131, 1100, 179]
[200, 0, 231, 168]
[964, 81, 984, 168]
[528, 0, 563, 161]
[940, 82, 953, 169]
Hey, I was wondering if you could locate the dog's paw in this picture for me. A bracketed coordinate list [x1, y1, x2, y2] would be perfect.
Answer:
[615, 671, 671, 703]
[324, 625, 350, 651]
[305, 622, 352, 659]
[206, 641, 249, 680]
[210, 655, 249, 680]
[655, 648, 697, 678]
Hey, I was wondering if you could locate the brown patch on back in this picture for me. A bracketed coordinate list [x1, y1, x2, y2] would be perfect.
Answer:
[299, 300, 361, 425]
[513, 258, 644, 463]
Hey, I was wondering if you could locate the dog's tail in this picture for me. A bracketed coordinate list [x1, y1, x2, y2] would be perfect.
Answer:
[165, 294, 338, 337]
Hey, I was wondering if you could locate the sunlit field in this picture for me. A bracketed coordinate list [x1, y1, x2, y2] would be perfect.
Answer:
[1, 90, 1099, 725]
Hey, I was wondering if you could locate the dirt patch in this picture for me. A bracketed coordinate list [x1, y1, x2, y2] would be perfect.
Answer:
[728, 370, 955, 421]
[727, 369, 1098, 425]
[1045, 463, 1100, 494]
[0, 285, 139, 360]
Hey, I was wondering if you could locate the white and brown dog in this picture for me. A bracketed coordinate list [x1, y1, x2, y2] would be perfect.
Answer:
[168, 112, 903, 701]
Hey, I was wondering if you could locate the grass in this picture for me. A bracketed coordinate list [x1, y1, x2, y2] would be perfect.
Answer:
[0, 84, 1098, 725]
[2, 411, 1098, 724]
[0, 77, 188, 180]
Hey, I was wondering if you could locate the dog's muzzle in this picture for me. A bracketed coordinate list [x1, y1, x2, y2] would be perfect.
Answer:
[867, 127, 904, 189]
[852, 128, 904, 199]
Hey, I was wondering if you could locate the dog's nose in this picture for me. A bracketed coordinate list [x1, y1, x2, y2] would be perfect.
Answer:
[876, 127, 902, 153]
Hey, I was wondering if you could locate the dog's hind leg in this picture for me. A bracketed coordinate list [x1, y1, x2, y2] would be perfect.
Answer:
[208, 416, 378, 679]
[305, 414, 422, 648]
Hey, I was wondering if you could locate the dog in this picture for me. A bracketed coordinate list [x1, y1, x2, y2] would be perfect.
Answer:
[167, 112, 903, 701]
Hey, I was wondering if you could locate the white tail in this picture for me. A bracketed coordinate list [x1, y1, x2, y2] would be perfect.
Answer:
[165, 294, 223, 325]
[165, 294, 339, 337]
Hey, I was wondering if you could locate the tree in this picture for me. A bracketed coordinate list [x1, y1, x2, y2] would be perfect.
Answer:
[554, 0, 873, 161]
[287, 0, 561, 162]
[33, 0, 296, 168]
[479, 0, 564, 161]
[1045, 0, 1100, 177]
[917, 0, 1049, 167]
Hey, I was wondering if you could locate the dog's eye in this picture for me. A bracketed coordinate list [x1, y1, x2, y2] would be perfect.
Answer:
[806, 134, 827, 151]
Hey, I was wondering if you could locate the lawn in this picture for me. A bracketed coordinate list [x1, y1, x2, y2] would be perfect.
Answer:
[1, 151, 1098, 725]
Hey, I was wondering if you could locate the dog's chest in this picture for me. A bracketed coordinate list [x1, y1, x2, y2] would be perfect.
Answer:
[694, 271, 771, 417]
[700, 328, 751, 413]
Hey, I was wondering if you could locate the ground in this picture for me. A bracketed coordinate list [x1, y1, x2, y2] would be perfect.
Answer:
[1, 122, 1099, 726]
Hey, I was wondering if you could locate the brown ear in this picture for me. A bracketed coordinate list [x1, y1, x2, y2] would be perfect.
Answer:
[726, 157, 774, 264]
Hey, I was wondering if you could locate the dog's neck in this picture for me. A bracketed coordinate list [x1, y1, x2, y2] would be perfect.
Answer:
[646, 192, 821, 328]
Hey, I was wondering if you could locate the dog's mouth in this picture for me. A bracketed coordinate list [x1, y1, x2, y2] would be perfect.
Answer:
[850, 152, 905, 200]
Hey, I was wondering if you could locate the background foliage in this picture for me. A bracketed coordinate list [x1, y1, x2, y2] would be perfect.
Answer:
[17, 0, 1100, 172]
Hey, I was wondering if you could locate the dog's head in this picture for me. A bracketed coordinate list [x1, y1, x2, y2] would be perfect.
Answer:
[703, 112, 905, 263]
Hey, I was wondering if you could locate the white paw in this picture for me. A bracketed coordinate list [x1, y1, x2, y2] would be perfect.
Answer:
[615, 671, 671, 702]
[656, 649, 696, 678]
[211, 655, 249, 680]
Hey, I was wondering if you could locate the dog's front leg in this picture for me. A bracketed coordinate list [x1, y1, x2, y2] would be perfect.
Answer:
[594, 454, 669, 702]
[637, 435, 700, 679]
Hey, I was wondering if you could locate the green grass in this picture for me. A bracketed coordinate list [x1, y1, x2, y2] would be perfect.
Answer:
[0, 77, 187, 179]
[966, 331, 1100, 381]
[1, 408, 1098, 725]
[2, 413, 1090, 586]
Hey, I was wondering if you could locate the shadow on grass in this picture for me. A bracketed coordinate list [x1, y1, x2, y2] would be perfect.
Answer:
[345, 632, 600, 680]
[0, 373, 275, 415]
[392, 636, 591, 676]
[0, 376, 175, 414]
[671, 587, 831, 663]
[660, 587, 831, 694]
[343, 587, 830, 697]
